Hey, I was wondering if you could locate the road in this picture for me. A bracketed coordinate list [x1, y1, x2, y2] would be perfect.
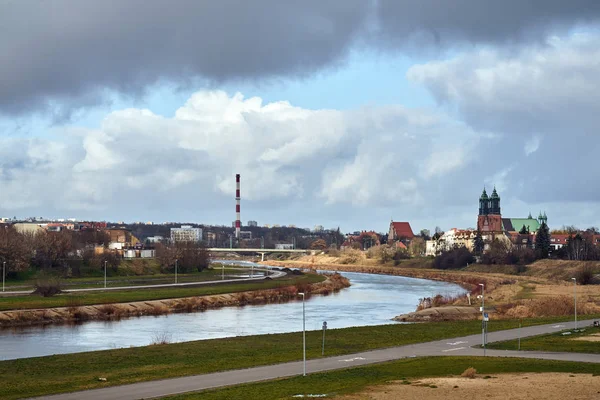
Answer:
[0, 268, 284, 296]
[32, 319, 600, 400]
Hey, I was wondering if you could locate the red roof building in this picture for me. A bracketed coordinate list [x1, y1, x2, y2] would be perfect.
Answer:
[389, 221, 414, 242]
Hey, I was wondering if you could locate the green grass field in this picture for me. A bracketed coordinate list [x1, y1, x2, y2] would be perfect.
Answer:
[0, 315, 596, 399]
[487, 326, 600, 353]
[164, 356, 600, 400]
[0, 273, 325, 311]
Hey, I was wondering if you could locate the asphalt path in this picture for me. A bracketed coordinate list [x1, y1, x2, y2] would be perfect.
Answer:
[32, 319, 600, 400]
[0, 268, 284, 296]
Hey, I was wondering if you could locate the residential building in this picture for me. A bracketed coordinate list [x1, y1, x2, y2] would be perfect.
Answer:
[170, 225, 202, 242]
[425, 228, 476, 256]
[313, 225, 324, 232]
[146, 236, 164, 243]
[247, 220, 258, 227]
[275, 243, 294, 250]
[13, 223, 44, 235]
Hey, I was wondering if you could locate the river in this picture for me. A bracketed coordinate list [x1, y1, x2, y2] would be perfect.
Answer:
[0, 269, 465, 360]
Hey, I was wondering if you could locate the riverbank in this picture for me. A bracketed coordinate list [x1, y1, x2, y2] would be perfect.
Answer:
[262, 257, 600, 321]
[0, 272, 349, 327]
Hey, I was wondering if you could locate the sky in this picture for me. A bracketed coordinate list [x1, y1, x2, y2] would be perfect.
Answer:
[1, 1, 600, 233]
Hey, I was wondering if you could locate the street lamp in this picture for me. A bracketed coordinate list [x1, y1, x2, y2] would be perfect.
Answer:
[299, 292, 306, 376]
[104, 260, 107, 289]
[479, 283, 485, 355]
[571, 277, 577, 330]
[175, 259, 178, 284]
[2, 261, 5, 292]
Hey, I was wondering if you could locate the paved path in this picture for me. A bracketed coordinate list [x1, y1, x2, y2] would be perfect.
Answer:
[33, 319, 600, 400]
[1, 268, 283, 296]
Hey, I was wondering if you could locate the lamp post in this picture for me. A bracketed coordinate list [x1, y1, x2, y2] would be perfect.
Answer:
[175, 259, 178, 284]
[2, 261, 5, 292]
[479, 283, 485, 355]
[571, 277, 577, 330]
[104, 261, 107, 289]
[299, 292, 306, 376]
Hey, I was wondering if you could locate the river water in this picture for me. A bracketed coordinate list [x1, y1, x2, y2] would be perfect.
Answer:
[0, 270, 465, 360]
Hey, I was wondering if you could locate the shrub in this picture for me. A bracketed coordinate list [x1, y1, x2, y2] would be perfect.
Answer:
[575, 265, 595, 285]
[339, 249, 362, 264]
[150, 331, 172, 345]
[433, 247, 474, 270]
[461, 367, 477, 379]
[33, 273, 62, 297]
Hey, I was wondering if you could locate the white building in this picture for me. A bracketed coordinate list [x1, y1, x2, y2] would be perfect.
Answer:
[425, 228, 477, 256]
[247, 221, 258, 227]
[313, 225, 324, 232]
[275, 243, 294, 250]
[146, 236, 164, 243]
[170, 225, 202, 243]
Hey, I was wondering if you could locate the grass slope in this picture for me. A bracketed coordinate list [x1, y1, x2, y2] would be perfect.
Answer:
[165, 356, 600, 400]
[0, 274, 325, 311]
[0, 316, 595, 399]
[487, 327, 600, 353]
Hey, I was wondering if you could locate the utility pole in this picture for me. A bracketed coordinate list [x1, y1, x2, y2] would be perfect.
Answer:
[572, 277, 577, 329]
[479, 283, 485, 356]
[322, 321, 327, 356]
[2, 261, 5, 292]
[104, 260, 107, 289]
[175, 259, 178, 284]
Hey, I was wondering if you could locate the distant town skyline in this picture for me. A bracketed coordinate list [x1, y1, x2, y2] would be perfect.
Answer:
[1, 2, 600, 233]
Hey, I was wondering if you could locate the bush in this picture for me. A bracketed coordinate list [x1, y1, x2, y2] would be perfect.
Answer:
[433, 247, 474, 270]
[461, 367, 477, 379]
[339, 249, 362, 264]
[575, 265, 595, 285]
[33, 273, 62, 297]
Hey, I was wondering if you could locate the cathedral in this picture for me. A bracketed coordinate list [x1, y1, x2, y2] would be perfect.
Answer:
[477, 187, 546, 237]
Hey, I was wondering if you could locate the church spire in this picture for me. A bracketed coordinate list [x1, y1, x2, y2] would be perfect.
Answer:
[489, 186, 501, 215]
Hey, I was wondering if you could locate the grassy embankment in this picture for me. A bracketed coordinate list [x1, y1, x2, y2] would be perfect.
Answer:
[1, 260, 245, 290]
[0, 273, 325, 311]
[1, 315, 598, 399]
[487, 326, 600, 353]
[267, 254, 600, 319]
[165, 357, 600, 400]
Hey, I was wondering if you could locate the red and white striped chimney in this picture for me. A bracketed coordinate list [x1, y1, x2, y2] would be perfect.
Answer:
[235, 174, 241, 239]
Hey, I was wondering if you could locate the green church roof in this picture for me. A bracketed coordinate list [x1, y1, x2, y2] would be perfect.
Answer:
[509, 218, 540, 233]
[480, 188, 488, 199]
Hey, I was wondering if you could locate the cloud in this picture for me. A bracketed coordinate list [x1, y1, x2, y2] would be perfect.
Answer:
[0, 90, 485, 228]
[524, 136, 541, 156]
[408, 33, 600, 205]
[2, 1, 600, 115]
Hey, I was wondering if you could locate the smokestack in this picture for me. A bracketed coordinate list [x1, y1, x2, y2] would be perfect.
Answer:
[235, 174, 241, 239]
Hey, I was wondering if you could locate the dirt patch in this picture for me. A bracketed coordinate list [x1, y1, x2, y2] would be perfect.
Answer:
[337, 373, 600, 400]
[572, 332, 600, 342]
[393, 306, 480, 322]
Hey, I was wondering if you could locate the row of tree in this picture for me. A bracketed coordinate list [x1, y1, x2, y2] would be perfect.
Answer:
[0, 227, 211, 276]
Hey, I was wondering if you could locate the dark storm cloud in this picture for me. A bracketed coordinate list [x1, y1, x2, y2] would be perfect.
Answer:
[1, 0, 600, 115]
[0, 0, 370, 115]
[376, 0, 600, 46]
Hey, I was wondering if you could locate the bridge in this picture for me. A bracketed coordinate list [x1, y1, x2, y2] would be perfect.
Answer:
[208, 248, 312, 261]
